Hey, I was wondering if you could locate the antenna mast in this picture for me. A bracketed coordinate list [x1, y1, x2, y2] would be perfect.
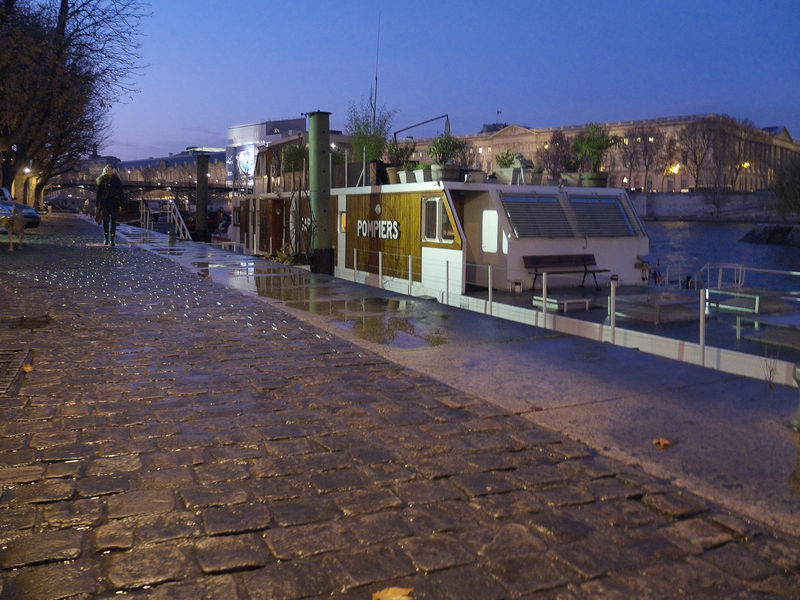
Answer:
[371, 14, 380, 128]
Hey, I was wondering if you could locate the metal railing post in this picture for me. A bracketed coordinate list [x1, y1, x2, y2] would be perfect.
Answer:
[487, 265, 492, 316]
[379, 251, 383, 289]
[408, 255, 412, 295]
[542, 272, 548, 329]
[610, 276, 617, 344]
[699, 288, 706, 367]
[445, 260, 449, 305]
[353, 248, 358, 282]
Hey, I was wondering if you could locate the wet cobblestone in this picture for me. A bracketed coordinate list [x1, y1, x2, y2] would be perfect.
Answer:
[0, 215, 799, 598]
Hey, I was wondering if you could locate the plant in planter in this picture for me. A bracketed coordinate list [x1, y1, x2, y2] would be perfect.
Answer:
[529, 165, 545, 185]
[428, 134, 467, 181]
[495, 149, 517, 169]
[494, 148, 519, 183]
[398, 161, 417, 183]
[414, 162, 432, 183]
[385, 139, 416, 184]
[572, 123, 621, 187]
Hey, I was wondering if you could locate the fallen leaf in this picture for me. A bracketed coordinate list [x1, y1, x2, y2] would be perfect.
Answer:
[372, 587, 413, 600]
[21, 363, 34, 373]
[652, 437, 671, 450]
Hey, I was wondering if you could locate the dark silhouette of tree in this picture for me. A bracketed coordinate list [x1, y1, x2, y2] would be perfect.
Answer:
[0, 0, 147, 197]
[535, 130, 574, 184]
[638, 127, 666, 193]
[773, 156, 800, 217]
[676, 120, 714, 189]
[619, 128, 640, 190]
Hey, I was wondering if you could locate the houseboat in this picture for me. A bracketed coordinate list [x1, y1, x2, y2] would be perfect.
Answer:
[230, 170, 650, 305]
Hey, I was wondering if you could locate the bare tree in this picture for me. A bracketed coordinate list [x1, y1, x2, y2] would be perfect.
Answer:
[0, 0, 147, 195]
[535, 130, 574, 184]
[638, 127, 665, 193]
[619, 128, 640, 190]
[676, 119, 714, 189]
[658, 135, 678, 191]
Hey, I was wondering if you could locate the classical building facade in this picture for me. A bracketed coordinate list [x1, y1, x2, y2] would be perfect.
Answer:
[406, 114, 800, 192]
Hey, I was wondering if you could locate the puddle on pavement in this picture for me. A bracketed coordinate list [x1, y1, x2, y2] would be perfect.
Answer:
[281, 296, 447, 348]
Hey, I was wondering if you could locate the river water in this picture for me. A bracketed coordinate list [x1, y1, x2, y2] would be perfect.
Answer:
[646, 221, 800, 291]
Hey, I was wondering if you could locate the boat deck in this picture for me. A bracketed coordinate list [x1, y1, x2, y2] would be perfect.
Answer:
[465, 282, 800, 364]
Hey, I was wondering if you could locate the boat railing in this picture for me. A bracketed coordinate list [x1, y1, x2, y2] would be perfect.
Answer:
[686, 262, 800, 293]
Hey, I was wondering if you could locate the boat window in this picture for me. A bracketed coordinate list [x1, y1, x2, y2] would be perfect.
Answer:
[501, 195, 572, 238]
[422, 197, 455, 243]
[423, 198, 438, 240]
[482, 210, 498, 253]
[441, 205, 454, 241]
[569, 196, 634, 236]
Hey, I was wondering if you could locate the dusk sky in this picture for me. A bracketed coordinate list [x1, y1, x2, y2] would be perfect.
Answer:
[105, 0, 800, 161]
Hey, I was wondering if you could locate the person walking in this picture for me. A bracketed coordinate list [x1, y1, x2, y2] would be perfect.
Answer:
[95, 164, 124, 246]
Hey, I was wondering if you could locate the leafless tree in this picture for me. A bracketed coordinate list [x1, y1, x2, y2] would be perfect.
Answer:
[619, 128, 640, 189]
[676, 120, 714, 189]
[638, 127, 665, 193]
[0, 0, 147, 195]
[535, 130, 574, 184]
[658, 135, 678, 191]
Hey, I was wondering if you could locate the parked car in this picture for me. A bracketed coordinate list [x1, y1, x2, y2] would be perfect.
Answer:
[0, 200, 41, 228]
[0, 188, 41, 228]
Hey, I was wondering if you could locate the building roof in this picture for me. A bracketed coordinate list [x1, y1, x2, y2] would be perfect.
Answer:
[118, 151, 226, 171]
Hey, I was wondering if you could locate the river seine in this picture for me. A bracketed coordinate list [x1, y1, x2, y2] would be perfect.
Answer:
[646, 221, 800, 290]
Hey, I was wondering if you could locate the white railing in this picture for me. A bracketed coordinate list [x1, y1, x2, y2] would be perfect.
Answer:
[138, 199, 191, 240]
[165, 200, 191, 240]
[139, 200, 154, 231]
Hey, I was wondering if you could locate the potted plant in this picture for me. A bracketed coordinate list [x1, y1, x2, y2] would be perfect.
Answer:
[572, 123, 620, 187]
[427, 134, 466, 181]
[414, 162, 432, 183]
[385, 139, 415, 184]
[398, 161, 417, 184]
[494, 149, 517, 184]
[529, 165, 544, 185]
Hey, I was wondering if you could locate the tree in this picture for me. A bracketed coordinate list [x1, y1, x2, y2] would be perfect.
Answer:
[619, 128, 640, 190]
[572, 123, 620, 173]
[345, 93, 395, 163]
[638, 127, 665, 192]
[535, 130, 574, 183]
[676, 120, 714, 189]
[773, 156, 800, 217]
[0, 0, 147, 196]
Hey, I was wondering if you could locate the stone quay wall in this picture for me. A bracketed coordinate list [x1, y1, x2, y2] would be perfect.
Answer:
[629, 191, 791, 222]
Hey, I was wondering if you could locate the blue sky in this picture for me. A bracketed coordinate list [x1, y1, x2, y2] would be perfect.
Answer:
[106, 0, 800, 160]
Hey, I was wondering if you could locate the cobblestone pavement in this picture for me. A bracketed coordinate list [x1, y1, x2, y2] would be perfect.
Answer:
[1, 214, 799, 599]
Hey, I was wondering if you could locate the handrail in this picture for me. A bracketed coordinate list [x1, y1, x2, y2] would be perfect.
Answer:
[139, 199, 153, 230]
[165, 199, 191, 240]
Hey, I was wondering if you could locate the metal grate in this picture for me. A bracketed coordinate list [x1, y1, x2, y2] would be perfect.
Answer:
[502, 195, 574, 238]
[569, 197, 635, 237]
[0, 349, 31, 396]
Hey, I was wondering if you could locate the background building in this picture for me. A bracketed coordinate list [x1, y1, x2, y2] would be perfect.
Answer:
[407, 114, 800, 192]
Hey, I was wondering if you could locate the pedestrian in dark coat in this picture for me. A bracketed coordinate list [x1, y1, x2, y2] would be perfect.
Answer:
[96, 164, 124, 246]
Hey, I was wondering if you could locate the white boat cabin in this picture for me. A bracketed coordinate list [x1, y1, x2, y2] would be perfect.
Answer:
[333, 180, 650, 301]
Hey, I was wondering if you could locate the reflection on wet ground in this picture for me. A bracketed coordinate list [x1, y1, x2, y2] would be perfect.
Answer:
[118, 225, 453, 350]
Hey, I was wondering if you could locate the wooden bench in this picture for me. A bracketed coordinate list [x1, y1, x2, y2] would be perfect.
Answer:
[523, 254, 609, 290]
